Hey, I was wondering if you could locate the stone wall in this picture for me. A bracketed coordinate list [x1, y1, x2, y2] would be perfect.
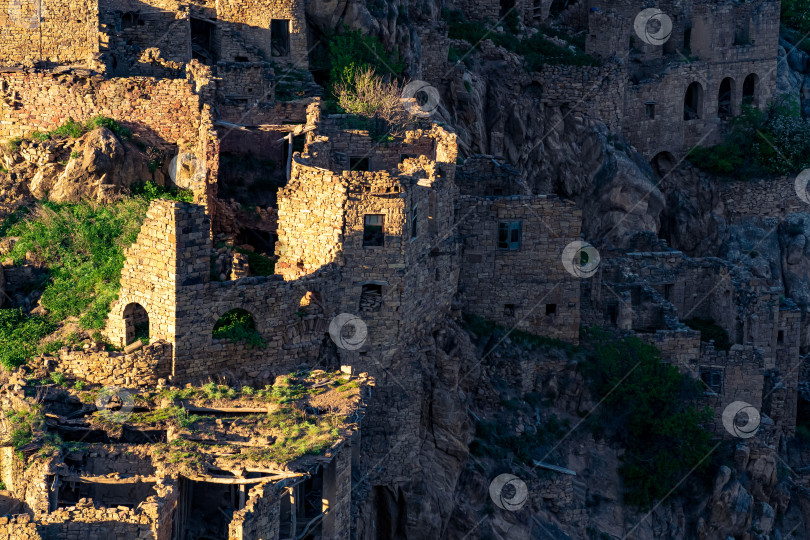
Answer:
[322, 440, 352, 540]
[0, 0, 99, 66]
[228, 481, 282, 540]
[106, 200, 341, 383]
[638, 327, 702, 370]
[0, 70, 207, 147]
[0, 515, 42, 540]
[717, 175, 808, 221]
[456, 195, 582, 343]
[55, 341, 172, 388]
[215, 0, 307, 67]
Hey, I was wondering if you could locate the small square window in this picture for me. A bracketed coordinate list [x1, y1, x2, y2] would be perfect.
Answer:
[271, 19, 290, 57]
[498, 221, 522, 250]
[350, 156, 369, 171]
[504, 304, 516, 317]
[545, 304, 557, 316]
[363, 214, 385, 247]
[492, 188, 504, 196]
[699, 367, 723, 394]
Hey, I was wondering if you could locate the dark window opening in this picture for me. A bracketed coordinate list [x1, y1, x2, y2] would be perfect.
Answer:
[718, 78, 733, 119]
[699, 367, 723, 394]
[360, 284, 383, 312]
[271, 19, 291, 57]
[235, 55, 248, 62]
[121, 11, 139, 29]
[545, 303, 557, 316]
[683, 27, 692, 54]
[664, 284, 674, 301]
[123, 303, 149, 346]
[645, 102, 655, 119]
[350, 156, 370, 172]
[411, 202, 418, 239]
[743, 74, 758, 106]
[500, 0, 516, 18]
[684, 82, 703, 120]
[400, 153, 416, 163]
[497, 221, 522, 250]
[363, 214, 385, 247]
[492, 188, 504, 196]
[778, 330, 784, 344]
[191, 17, 216, 64]
[504, 304, 516, 317]
[734, 19, 751, 45]
[435, 268, 441, 281]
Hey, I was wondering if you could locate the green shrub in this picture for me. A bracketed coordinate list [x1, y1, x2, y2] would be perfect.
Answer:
[683, 317, 731, 351]
[0, 310, 57, 370]
[6, 138, 22, 151]
[50, 372, 66, 386]
[73, 380, 86, 391]
[84, 115, 132, 139]
[688, 97, 810, 177]
[324, 28, 404, 93]
[579, 328, 714, 508]
[50, 117, 85, 139]
[129, 180, 194, 203]
[212, 308, 266, 348]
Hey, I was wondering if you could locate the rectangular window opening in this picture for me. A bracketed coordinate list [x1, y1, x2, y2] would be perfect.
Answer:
[363, 214, 385, 247]
[271, 19, 291, 57]
[504, 304, 516, 317]
[545, 303, 557, 316]
[350, 156, 370, 172]
[360, 284, 383, 312]
[497, 221, 522, 250]
[645, 102, 655, 120]
[699, 367, 723, 394]
[777, 330, 784, 344]
[411, 203, 418, 239]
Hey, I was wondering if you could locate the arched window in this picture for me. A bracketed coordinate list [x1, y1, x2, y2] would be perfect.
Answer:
[213, 308, 264, 347]
[123, 303, 149, 345]
[298, 291, 324, 315]
[717, 78, 734, 119]
[743, 74, 758, 106]
[684, 82, 704, 120]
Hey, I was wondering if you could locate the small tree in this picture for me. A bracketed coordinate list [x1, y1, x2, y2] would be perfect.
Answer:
[333, 67, 414, 137]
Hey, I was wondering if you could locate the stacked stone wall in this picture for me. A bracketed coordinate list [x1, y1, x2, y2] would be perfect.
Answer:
[216, 62, 274, 102]
[0, 515, 42, 540]
[638, 328, 701, 370]
[228, 481, 282, 540]
[718, 175, 808, 220]
[55, 341, 172, 388]
[0, 71, 206, 148]
[0, 0, 99, 66]
[457, 195, 582, 343]
[215, 0, 307, 66]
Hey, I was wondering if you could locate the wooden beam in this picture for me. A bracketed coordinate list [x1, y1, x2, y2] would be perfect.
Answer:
[58, 475, 159, 484]
[532, 460, 577, 476]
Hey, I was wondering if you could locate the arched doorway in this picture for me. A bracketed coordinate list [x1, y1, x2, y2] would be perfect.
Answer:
[684, 82, 704, 120]
[743, 73, 759, 106]
[123, 303, 149, 345]
[717, 77, 735, 119]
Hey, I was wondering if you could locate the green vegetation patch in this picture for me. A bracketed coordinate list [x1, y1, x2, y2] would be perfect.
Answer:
[0, 183, 196, 371]
[683, 317, 731, 351]
[688, 98, 810, 177]
[324, 28, 404, 93]
[579, 327, 714, 508]
[30, 115, 132, 142]
[442, 8, 598, 69]
[212, 308, 266, 348]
